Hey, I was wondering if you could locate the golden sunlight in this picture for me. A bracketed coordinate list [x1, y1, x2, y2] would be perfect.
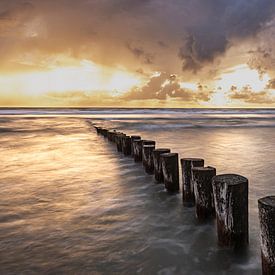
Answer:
[0, 60, 142, 97]
[210, 64, 271, 106]
[216, 64, 270, 92]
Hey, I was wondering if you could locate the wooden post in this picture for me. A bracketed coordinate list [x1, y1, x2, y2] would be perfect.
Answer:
[107, 130, 115, 142]
[101, 128, 108, 138]
[133, 140, 143, 162]
[142, 145, 155, 174]
[142, 140, 156, 146]
[192, 166, 216, 221]
[212, 174, 249, 249]
[258, 196, 275, 275]
[122, 136, 132, 156]
[95, 126, 101, 134]
[161, 153, 179, 193]
[153, 149, 171, 182]
[96, 127, 102, 134]
[111, 130, 117, 143]
[107, 130, 111, 141]
[131, 136, 141, 156]
[116, 133, 125, 152]
[181, 158, 204, 207]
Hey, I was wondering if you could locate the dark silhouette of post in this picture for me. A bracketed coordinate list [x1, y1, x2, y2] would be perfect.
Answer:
[95, 126, 101, 134]
[161, 153, 179, 193]
[141, 140, 155, 162]
[192, 166, 216, 222]
[107, 130, 116, 142]
[181, 158, 204, 207]
[101, 128, 108, 138]
[131, 136, 141, 156]
[116, 133, 126, 152]
[133, 139, 143, 162]
[258, 196, 275, 275]
[111, 130, 117, 143]
[97, 127, 103, 135]
[142, 145, 155, 174]
[212, 174, 249, 250]
[153, 149, 171, 182]
[142, 140, 156, 146]
[122, 136, 132, 156]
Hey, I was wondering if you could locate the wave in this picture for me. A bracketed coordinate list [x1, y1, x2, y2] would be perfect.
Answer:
[1, 107, 275, 116]
[2, 108, 275, 128]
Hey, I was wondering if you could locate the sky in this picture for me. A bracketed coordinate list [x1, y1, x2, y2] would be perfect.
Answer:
[0, 0, 275, 107]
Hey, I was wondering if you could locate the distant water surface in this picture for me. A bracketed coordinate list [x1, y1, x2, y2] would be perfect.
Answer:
[0, 108, 275, 274]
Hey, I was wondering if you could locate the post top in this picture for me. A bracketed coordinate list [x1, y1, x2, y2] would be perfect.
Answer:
[133, 139, 142, 143]
[161, 152, 178, 158]
[212, 174, 248, 186]
[142, 140, 156, 145]
[180, 158, 204, 162]
[153, 148, 170, 153]
[131, 135, 141, 139]
[143, 144, 155, 148]
[192, 166, 216, 172]
[258, 196, 275, 208]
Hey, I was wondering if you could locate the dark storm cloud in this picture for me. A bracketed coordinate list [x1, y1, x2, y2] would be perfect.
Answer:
[178, 0, 275, 72]
[179, 32, 228, 72]
[0, 0, 274, 74]
[126, 43, 154, 64]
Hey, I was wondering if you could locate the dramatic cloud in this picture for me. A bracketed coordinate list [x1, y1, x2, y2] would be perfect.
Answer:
[0, 0, 274, 106]
[229, 85, 275, 104]
[123, 73, 213, 102]
[0, 0, 274, 74]
[126, 43, 154, 65]
[267, 79, 275, 89]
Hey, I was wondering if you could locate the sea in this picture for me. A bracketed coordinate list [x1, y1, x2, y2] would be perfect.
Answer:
[1, 108, 275, 274]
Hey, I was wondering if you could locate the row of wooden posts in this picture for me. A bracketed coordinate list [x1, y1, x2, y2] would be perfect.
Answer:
[93, 125, 275, 275]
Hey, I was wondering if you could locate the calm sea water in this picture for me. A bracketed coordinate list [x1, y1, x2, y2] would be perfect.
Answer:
[1, 108, 275, 274]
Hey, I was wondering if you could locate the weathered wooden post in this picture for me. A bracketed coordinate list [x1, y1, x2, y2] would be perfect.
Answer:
[116, 133, 125, 152]
[153, 148, 171, 182]
[192, 166, 216, 221]
[133, 140, 143, 162]
[142, 145, 155, 174]
[161, 153, 179, 193]
[122, 136, 132, 156]
[107, 130, 115, 142]
[131, 136, 141, 156]
[96, 127, 102, 134]
[181, 158, 204, 207]
[132, 140, 155, 162]
[110, 130, 117, 143]
[101, 128, 108, 137]
[142, 140, 156, 146]
[212, 174, 249, 249]
[94, 126, 100, 134]
[258, 196, 275, 275]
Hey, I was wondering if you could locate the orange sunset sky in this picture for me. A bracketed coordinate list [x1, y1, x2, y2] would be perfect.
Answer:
[0, 0, 274, 107]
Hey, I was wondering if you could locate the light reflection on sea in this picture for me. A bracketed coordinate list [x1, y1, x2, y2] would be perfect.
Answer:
[1, 109, 275, 274]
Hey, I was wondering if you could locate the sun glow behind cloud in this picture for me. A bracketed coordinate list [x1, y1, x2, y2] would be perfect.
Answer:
[0, 60, 143, 96]
[210, 64, 272, 106]
[216, 64, 270, 92]
[0, 58, 274, 107]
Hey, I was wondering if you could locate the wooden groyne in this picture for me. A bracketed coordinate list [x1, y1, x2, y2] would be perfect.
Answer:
[258, 196, 275, 275]
[93, 125, 274, 274]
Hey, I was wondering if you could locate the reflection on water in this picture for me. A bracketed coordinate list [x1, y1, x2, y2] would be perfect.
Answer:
[1, 110, 275, 274]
